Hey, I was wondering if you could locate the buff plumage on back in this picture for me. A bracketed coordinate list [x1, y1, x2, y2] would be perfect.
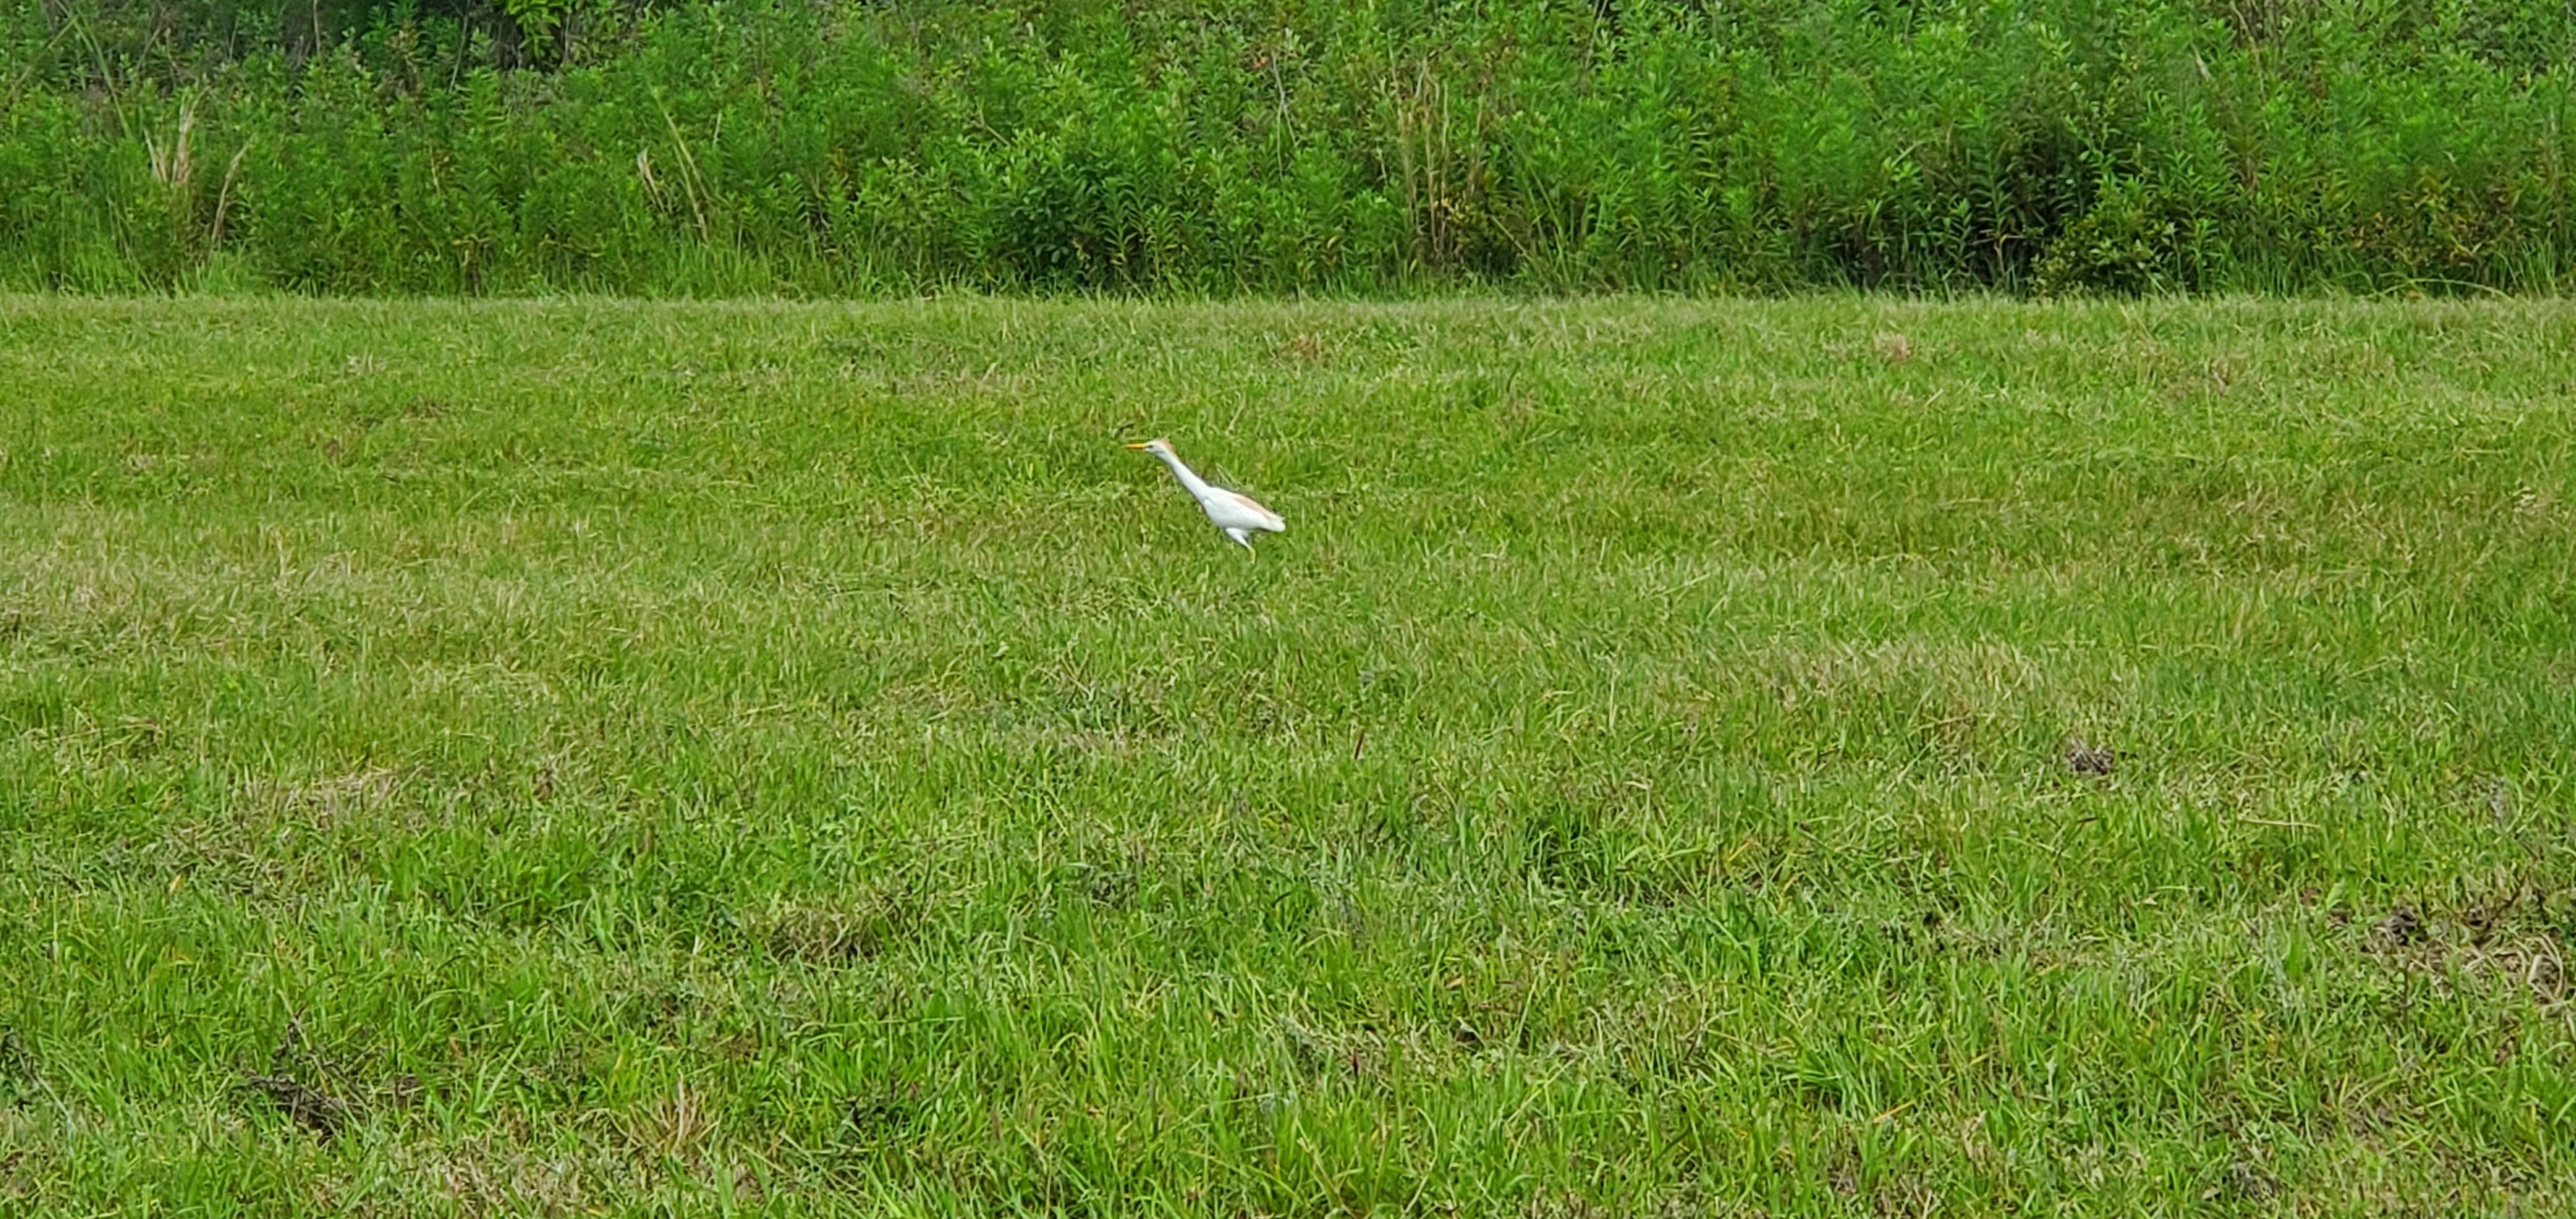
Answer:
[1225, 491, 1284, 532]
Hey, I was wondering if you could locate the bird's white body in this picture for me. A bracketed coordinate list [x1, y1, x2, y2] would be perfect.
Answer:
[1128, 438, 1285, 551]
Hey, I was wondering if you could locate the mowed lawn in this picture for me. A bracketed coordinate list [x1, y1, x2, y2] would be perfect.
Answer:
[1, 296, 2572, 1215]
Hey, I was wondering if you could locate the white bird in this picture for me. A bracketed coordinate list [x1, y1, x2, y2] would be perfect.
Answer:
[1126, 437, 1285, 551]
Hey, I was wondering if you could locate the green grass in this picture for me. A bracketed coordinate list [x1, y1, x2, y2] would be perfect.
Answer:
[1, 295, 2572, 1215]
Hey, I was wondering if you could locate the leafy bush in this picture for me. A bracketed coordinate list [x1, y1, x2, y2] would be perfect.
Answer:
[1, 0, 2569, 293]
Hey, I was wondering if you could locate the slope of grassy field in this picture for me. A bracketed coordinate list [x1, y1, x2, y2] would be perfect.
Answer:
[1, 296, 2571, 1215]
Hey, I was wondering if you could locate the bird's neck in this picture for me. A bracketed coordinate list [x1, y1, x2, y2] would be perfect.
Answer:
[1156, 450, 1215, 498]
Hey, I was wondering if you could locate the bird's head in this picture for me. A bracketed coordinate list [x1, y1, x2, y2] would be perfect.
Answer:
[1124, 438, 1175, 457]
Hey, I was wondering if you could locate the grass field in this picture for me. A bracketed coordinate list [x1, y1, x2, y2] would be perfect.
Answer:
[1, 295, 2572, 1215]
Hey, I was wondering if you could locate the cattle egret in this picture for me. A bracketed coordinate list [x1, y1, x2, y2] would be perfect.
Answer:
[1126, 438, 1285, 551]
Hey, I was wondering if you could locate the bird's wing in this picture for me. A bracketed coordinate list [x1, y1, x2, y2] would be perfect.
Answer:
[1227, 491, 1285, 530]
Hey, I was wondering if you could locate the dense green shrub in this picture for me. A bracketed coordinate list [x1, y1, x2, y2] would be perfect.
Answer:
[1, 0, 2570, 294]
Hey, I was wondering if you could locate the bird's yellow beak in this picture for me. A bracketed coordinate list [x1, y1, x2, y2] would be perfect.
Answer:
[1124, 441, 1150, 450]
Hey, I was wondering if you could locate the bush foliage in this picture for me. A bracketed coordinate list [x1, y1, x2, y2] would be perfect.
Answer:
[3, 0, 2572, 294]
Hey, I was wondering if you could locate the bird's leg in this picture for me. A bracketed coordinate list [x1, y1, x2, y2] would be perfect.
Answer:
[1225, 528, 1254, 551]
